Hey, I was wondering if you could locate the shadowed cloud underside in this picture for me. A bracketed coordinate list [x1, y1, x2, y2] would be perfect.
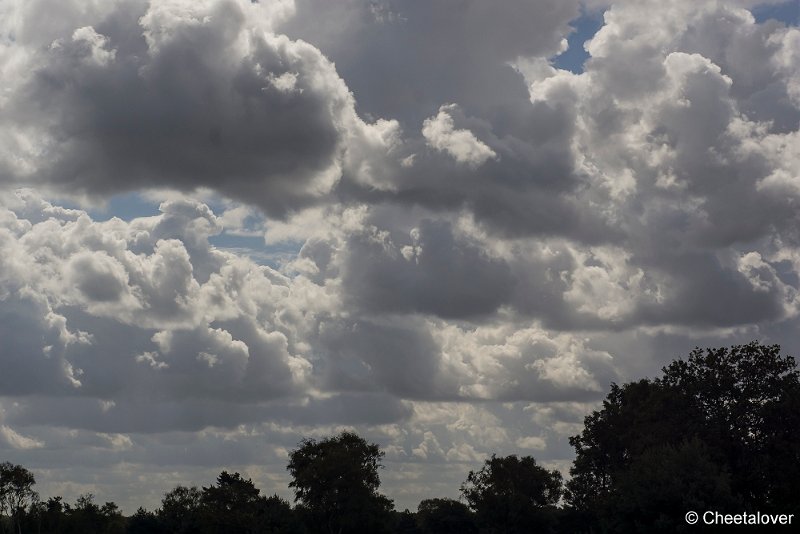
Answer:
[0, 0, 798, 512]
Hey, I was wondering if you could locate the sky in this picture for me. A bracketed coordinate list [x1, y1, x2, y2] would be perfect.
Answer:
[0, 0, 798, 513]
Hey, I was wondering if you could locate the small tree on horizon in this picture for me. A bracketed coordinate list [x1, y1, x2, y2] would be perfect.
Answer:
[287, 431, 394, 534]
[416, 498, 476, 534]
[200, 471, 263, 533]
[0, 462, 37, 534]
[157, 485, 202, 534]
[461, 454, 562, 534]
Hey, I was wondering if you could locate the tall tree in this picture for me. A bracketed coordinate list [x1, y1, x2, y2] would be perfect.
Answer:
[566, 342, 800, 531]
[287, 431, 393, 534]
[659, 342, 800, 510]
[461, 455, 562, 534]
[565, 379, 703, 514]
[0, 462, 37, 534]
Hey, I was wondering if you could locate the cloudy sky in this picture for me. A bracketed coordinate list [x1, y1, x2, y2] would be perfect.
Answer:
[0, 0, 798, 512]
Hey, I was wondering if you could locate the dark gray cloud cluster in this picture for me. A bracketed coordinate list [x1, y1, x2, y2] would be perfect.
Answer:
[342, 218, 514, 319]
[280, 0, 581, 124]
[2, 0, 351, 216]
[0, 0, 798, 513]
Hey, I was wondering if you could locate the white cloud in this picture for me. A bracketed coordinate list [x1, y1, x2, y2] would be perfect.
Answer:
[69, 26, 116, 66]
[0, 425, 45, 450]
[0, 0, 798, 514]
[422, 105, 497, 167]
[516, 436, 547, 450]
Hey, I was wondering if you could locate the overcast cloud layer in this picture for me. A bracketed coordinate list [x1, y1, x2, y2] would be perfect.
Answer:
[0, 0, 798, 511]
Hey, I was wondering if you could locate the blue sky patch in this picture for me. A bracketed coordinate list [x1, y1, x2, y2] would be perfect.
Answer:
[751, 1, 799, 25]
[551, 6, 605, 73]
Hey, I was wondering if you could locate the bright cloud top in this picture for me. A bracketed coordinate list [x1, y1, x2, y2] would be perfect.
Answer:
[422, 105, 497, 167]
[0, 0, 798, 512]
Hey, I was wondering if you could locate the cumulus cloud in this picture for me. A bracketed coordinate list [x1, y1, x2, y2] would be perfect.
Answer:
[279, 0, 581, 124]
[340, 217, 514, 318]
[0, 0, 798, 513]
[422, 105, 497, 167]
[0, 0, 393, 217]
[0, 425, 45, 450]
[0, 193, 312, 408]
[0, 190, 617, 432]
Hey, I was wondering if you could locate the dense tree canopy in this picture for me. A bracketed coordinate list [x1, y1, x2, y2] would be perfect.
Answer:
[126, 508, 162, 534]
[200, 471, 264, 533]
[416, 498, 476, 534]
[659, 342, 800, 509]
[158, 485, 202, 534]
[461, 454, 562, 534]
[566, 342, 800, 532]
[287, 431, 394, 534]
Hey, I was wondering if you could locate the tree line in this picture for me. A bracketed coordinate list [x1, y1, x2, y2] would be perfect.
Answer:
[1, 342, 798, 533]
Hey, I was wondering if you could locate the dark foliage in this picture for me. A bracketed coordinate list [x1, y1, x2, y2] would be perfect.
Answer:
[566, 341, 800, 532]
[19, 493, 126, 534]
[416, 498, 476, 534]
[287, 431, 394, 534]
[392, 509, 421, 534]
[461, 454, 562, 534]
[199, 471, 265, 533]
[659, 342, 800, 511]
[157, 485, 202, 534]
[127, 508, 163, 534]
[0, 462, 37, 534]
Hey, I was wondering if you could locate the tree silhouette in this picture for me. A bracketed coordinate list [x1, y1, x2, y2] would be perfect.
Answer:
[127, 507, 163, 534]
[461, 455, 562, 534]
[416, 498, 476, 534]
[157, 485, 202, 534]
[606, 439, 739, 533]
[257, 494, 305, 534]
[0, 462, 37, 534]
[287, 431, 393, 534]
[565, 379, 702, 515]
[24, 495, 68, 534]
[566, 342, 800, 531]
[50, 493, 126, 534]
[200, 472, 263, 533]
[659, 342, 800, 511]
[393, 509, 421, 534]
